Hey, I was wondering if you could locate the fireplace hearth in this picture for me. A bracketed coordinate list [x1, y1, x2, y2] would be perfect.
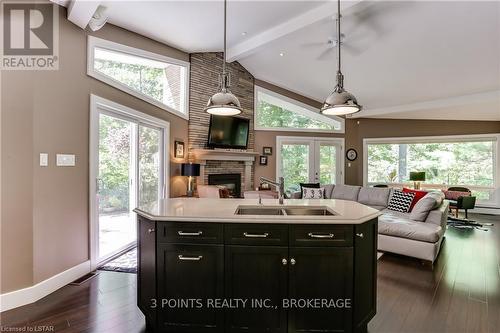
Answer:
[208, 174, 242, 198]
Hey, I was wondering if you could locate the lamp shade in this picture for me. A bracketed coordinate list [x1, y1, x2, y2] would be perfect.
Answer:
[181, 163, 200, 177]
[409, 172, 426, 181]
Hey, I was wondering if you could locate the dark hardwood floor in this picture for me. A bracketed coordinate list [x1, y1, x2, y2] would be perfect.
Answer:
[1, 214, 498, 333]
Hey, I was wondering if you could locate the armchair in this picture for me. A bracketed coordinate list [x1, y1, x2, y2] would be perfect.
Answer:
[444, 187, 476, 219]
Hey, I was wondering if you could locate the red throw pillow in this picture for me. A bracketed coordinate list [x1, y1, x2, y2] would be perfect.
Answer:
[403, 188, 428, 211]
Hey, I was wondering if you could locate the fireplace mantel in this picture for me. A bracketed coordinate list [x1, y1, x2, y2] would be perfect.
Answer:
[192, 149, 259, 162]
[192, 149, 259, 191]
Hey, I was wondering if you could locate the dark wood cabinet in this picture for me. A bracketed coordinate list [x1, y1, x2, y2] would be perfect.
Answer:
[137, 217, 157, 331]
[225, 245, 288, 333]
[137, 218, 377, 333]
[288, 247, 353, 333]
[157, 243, 224, 332]
[353, 219, 377, 333]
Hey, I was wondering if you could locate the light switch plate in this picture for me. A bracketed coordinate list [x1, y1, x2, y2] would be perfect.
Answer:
[56, 154, 76, 167]
[40, 153, 48, 167]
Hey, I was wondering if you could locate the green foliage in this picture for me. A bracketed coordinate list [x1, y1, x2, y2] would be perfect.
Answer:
[256, 101, 336, 130]
[98, 115, 161, 214]
[98, 114, 131, 213]
[367, 141, 494, 199]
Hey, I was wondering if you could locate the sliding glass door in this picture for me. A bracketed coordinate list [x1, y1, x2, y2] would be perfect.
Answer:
[277, 137, 344, 192]
[91, 96, 168, 267]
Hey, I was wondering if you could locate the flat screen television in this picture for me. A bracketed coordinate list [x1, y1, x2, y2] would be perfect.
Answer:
[207, 115, 250, 149]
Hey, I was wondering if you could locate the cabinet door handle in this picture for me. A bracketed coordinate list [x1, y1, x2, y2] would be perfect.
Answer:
[178, 231, 203, 236]
[356, 233, 364, 238]
[282, 258, 288, 265]
[290, 258, 296, 265]
[178, 255, 203, 261]
[148, 228, 155, 233]
[308, 232, 334, 239]
[243, 232, 269, 238]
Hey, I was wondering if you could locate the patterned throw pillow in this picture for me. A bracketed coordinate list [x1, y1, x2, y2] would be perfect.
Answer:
[302, 187, 325, 199]
[387, 190, 415, 213]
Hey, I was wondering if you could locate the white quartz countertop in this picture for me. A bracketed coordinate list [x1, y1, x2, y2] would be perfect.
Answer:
[134, 198, 380, 224]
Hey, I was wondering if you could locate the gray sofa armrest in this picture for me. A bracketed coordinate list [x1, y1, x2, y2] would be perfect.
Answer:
[425, 200, 449, 229]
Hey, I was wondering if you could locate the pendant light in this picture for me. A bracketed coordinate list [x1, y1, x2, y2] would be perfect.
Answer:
[205, 0, 242, 116]
[321, 0, 362, 116]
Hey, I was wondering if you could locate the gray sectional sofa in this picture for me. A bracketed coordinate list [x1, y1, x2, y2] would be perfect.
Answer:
[293, 184, 449, 263]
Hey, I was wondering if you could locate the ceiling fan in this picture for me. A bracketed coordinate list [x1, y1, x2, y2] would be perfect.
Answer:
[303, 1, 411, 61]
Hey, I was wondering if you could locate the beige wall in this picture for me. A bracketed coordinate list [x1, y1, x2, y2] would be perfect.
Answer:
[1, 8, 189, 292]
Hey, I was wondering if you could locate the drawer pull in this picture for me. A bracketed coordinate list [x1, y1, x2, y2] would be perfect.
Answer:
[282, 258, 288, 266]
[356, 233, 364, 238]
[147, 228, 155, 234]
[308, 232, 334, 239]
[178, 255, 203, 261]
[290, 258, 296, 265]
[243, 232, 269, 238]
[178, 231, 203, 236]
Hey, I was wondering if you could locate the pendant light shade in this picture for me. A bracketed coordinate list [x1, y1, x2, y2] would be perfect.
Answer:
[321, 0, 361, 116]
[205, 0, 242, 116]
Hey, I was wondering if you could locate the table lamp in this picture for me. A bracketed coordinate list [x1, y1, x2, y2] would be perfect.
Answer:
[181, 163, 200, 197]
[409, 171, 426, 190]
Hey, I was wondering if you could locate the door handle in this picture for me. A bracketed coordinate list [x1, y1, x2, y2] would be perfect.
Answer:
[243, 232, 269, 238]
[148, 228, 155, 234]
[282, 258, 288, 265]
[178, 255, 203, 261]
[290, 258, 296, 265]
[356, 233, 364, 238]
[178, 231, 203, 236]
[308, 232, 334, 239]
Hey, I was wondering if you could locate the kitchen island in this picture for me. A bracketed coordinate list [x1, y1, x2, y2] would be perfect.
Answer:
[134, 198, 380, 333]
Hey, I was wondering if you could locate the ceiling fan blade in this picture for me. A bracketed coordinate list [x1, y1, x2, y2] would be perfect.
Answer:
[300, 41, 329, 48]
[342, 43, 362, 56]
[317, 48, 333, 61]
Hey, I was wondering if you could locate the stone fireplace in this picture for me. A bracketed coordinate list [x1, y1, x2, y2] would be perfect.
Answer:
[208, 174, 242, 198]
[192, 149, 259, 194]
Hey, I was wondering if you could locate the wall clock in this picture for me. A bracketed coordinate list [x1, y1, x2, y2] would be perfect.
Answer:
[346, 148, 358, 161]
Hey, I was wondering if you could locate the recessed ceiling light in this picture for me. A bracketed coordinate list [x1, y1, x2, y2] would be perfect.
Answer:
[279, 52, 284, 57]
[241, 32, 247, 36]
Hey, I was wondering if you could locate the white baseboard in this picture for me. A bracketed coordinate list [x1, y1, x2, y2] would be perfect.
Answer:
[0, 261, 91, 312]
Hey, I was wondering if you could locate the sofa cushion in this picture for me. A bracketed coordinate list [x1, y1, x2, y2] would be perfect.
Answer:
[358, 187, 390, 207]
[410, 191, 444, 222]
[302, 187, 325, 199]
[323, 184, 335, 199]
[331, 184, 361, 201]
[299, 182, 320, 198]
[402, 188, 428, 211]
[387, 190, 415, 213]
[379, 210, 444, 243]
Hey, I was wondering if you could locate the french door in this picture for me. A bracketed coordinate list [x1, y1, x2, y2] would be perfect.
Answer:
[90, 95, 169, 268]
[276, 136, 344, 192]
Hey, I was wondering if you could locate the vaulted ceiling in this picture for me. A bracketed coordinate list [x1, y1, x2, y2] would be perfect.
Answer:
[60, 1, 500, 120]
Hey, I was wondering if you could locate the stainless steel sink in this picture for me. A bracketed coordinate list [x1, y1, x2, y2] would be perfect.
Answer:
[235, 206, 335, 216]
[283, 207, 335, 216]
[235, 206, 285, 215]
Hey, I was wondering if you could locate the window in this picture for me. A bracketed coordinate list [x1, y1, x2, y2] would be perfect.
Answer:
[364, 135, 500, 205]
[88, 37, 189, 119]
[254, 86, 344, 133]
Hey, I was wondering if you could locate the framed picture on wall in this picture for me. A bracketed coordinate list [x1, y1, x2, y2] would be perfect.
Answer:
[175, 140, 185, 158]
[263, 147, 273, 155]
[259, 156, 268, 165]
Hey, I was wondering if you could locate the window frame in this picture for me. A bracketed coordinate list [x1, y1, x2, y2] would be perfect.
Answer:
[254, 85, 345, 134]
[363, 133, 500, 207]
[87, 36, 190, 120]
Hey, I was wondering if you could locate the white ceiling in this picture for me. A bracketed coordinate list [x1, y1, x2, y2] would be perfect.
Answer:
[63, 0, 500, 120]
